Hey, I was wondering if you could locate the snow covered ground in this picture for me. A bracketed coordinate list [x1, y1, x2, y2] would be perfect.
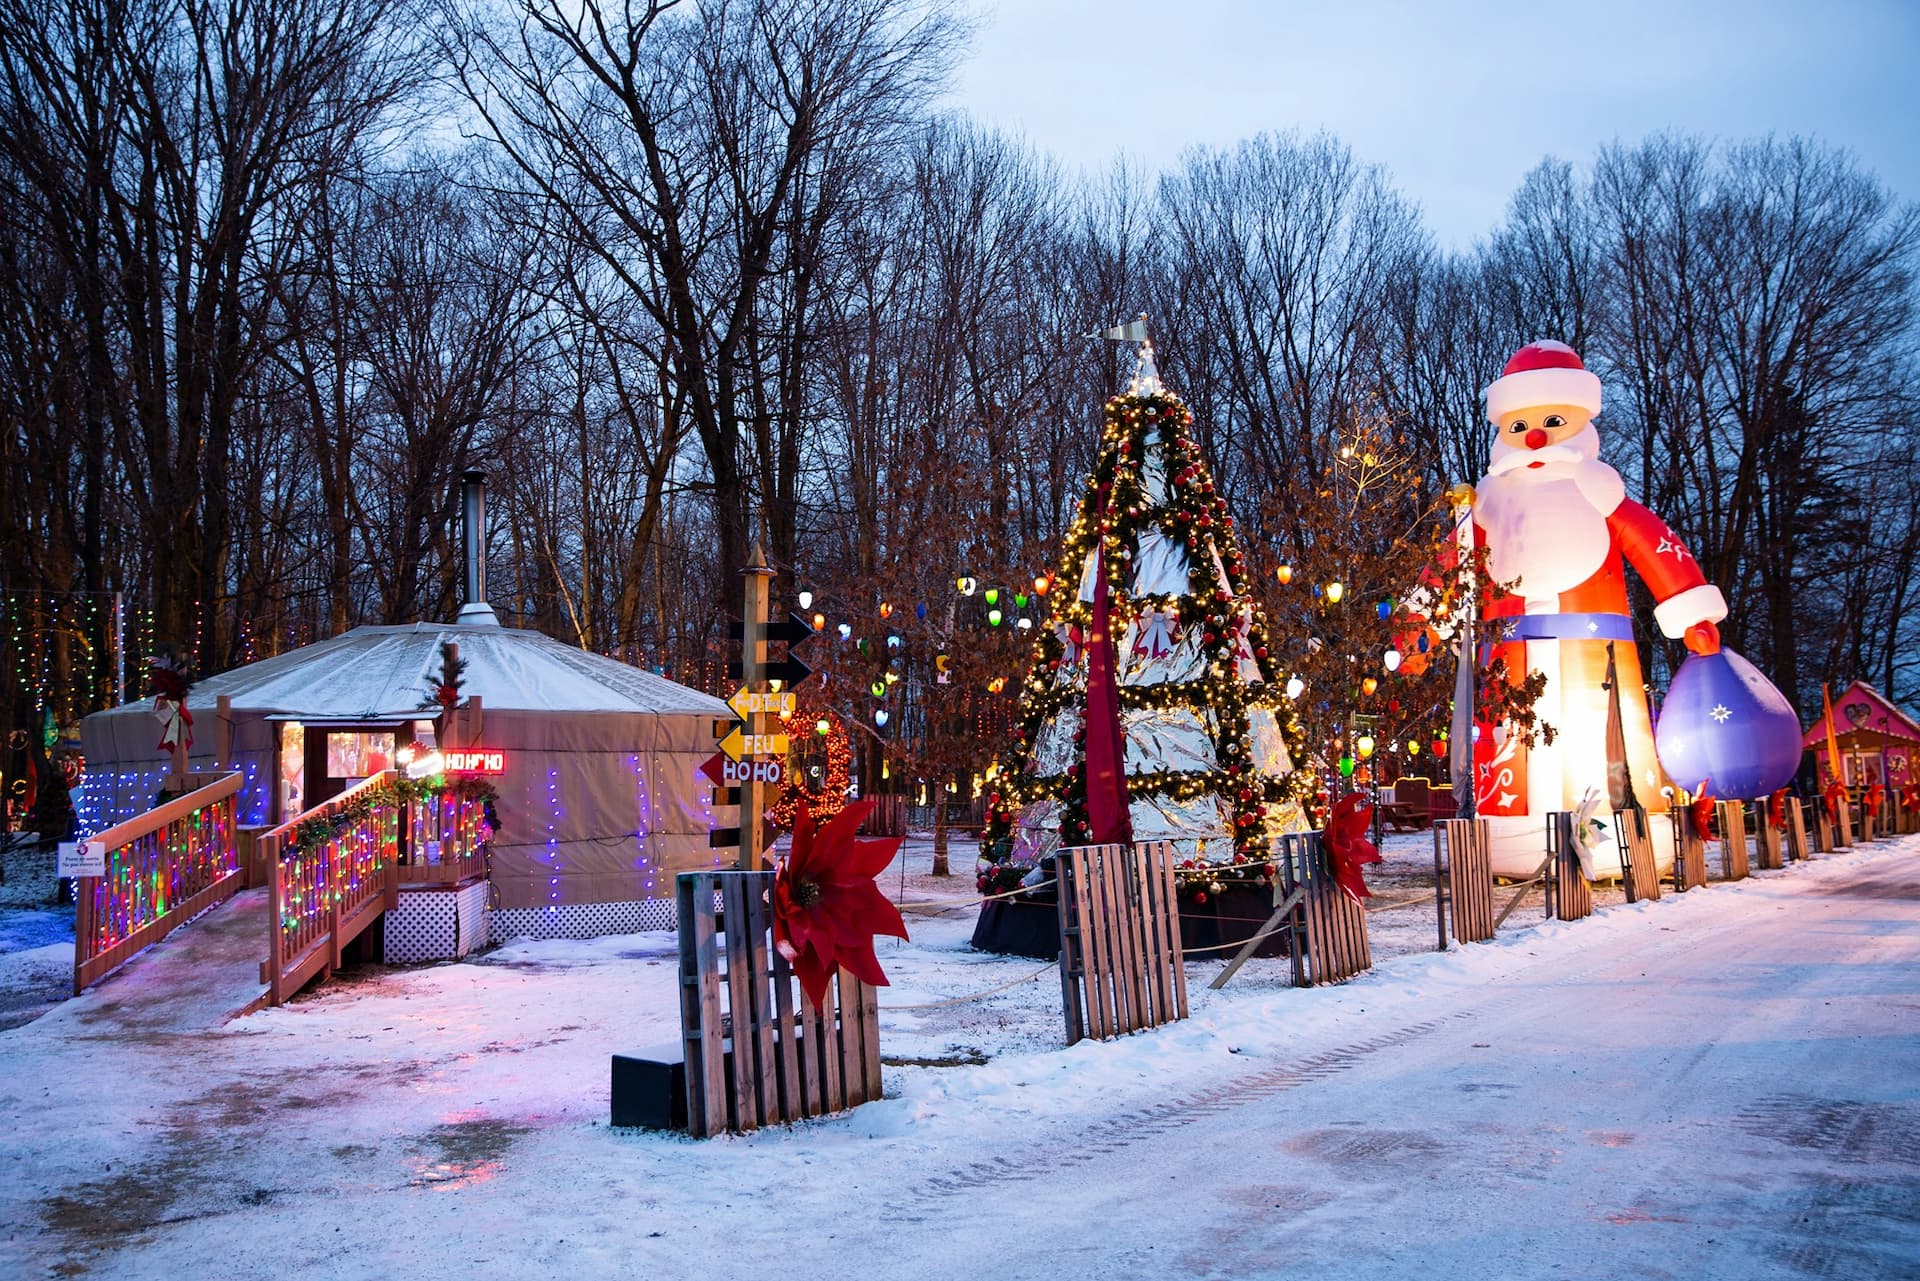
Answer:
[2, 832, 1917, 1279]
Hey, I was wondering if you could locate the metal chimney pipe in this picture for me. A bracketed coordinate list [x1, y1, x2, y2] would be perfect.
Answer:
[455, 470, 499, 626]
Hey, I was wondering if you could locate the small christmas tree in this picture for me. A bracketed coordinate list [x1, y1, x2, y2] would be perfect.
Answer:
[976, 340, 1313, 905]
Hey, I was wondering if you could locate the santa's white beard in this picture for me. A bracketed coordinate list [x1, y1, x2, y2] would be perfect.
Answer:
[1476, 427, 1626, 599]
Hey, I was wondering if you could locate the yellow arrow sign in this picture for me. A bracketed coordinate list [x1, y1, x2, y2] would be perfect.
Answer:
[728, 687, 797, 720]
[719, 724, 791, 762]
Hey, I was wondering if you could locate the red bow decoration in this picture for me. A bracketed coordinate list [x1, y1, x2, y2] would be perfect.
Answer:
[773, 797, 908, 1011]
[1689, 780, 1714, 842]
[1823, 780, 1848, 823]
[1767, 788, 1787, 829]
[1325, 794, 1381, 904]
[1865, 784, 1887, 817]
[1902, 784, 1920, 812]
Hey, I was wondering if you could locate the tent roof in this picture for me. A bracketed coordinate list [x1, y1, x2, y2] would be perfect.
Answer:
[1799, 680, 1920, 749]
[95, 622, 730, 722]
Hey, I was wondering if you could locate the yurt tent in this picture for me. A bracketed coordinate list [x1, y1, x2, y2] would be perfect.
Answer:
[79, 475, 731, 938]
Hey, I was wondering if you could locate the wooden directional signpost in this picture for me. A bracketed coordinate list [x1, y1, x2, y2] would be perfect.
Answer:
[715, 543, 816, 871]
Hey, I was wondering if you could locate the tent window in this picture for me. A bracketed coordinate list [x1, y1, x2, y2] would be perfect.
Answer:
[279, 721, 306, 818]
[326, 732, 395, 780]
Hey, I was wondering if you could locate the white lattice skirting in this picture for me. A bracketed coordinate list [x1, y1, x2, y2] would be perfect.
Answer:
[487, 897, 678, 944]
[383, 881, 493, 964]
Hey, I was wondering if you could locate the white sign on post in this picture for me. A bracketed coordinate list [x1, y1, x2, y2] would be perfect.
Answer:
[56, 840, 108, 878]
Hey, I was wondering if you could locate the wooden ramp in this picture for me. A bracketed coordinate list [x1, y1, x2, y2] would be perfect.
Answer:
[62, 888, 270, 1033]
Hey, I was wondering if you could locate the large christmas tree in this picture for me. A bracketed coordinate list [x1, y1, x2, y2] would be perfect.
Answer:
[976, 343, 1313, 904]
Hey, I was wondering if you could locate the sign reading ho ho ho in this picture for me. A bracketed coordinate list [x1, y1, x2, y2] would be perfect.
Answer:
[443, 749, 508, 774]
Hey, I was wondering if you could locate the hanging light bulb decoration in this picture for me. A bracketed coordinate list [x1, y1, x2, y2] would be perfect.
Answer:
[1339, 754, 1356, 778]
[1033, 574, 1051, 596]
[869, 680, 886, 698]
[1355, 736, 1374, 758]
[1362, 676, 1378, 696]
[797, 590, 813, 610]
[916, 602, 928, 620]
[984, 587, 1000, 606]
[815, 718, 831, 737]
[1325, 580, 1345, 604]
[1376, 600, 1391, 620]
[1017, 617, 1033, 630]
[1014, 592, 1029, 608]
[1408, 740, 1421, 756]
[1276, 564, 1294, 585]
[836, 622, 853, 640]
[957, 576, 977, 596]
[1286, 675, 1306, 700]
[811, 612, 827, 631]
[879, 602, 893, 619]
[1383, 647, 1403, 672]
[987, 608, 1003, 626]
[886, 634, 902, 650]
[874, 709, 889, 727]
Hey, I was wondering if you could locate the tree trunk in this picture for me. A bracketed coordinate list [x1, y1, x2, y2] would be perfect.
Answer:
[931, 785, 949, 876]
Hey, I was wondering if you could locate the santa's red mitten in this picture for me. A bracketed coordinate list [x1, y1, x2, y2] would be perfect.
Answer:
[1683, 621, 1721, 655]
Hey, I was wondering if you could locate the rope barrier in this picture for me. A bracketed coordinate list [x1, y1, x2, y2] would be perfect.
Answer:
[880, 961, 1059, 1010]
[891, 877, 1057, 913]
[1365, 890, 1438, 912]
[1182, 918, 1296, 956]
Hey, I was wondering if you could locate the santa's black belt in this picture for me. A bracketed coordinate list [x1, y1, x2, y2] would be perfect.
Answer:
[1496, 612, 1635, 642]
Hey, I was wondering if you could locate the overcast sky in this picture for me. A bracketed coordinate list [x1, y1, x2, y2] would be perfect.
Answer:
[946, 0, 1920, 251]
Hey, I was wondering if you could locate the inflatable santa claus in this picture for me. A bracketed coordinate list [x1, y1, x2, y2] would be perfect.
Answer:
[1471, 341, 1727, 872]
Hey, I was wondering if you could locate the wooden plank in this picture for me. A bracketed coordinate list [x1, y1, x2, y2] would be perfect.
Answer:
[1119, 845, 1152, 1030]
[816, 951, 843, 1115]
[1134, 845, 1167, 1023]
[1787, 799, 1812, 862]
[1104, 843, 1143, 1033]
[858, 969, 882, 1102]
[720, 877, 758, 1130]
[1162, 845, 1189, 1020]
[738, 873, 780, 1126]
[767, 913, 803, 1123]
[680, 873, 728, 1139]
[1077, 848, 1113, 1041]
[1757, 809, 1784, 870]
[790, 948, 826, 1117]
[87, 770, 243, 851]
[1055, 848, 1086, 1044]
[1717, 802, 1750, 881]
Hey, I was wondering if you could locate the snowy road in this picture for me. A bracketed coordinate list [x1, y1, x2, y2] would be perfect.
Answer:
[3, 840, 1918, 1279]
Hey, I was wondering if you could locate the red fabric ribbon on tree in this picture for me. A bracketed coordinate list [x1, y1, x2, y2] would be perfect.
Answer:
[1689, 780, 1714, 841]
[772, 797, 909, 1011]
[1326, 794, 1381, 904]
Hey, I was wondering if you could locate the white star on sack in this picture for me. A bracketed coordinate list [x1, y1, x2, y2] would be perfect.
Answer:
[1655, 535, 1693, 561]
[1710, 704, 1732, 723]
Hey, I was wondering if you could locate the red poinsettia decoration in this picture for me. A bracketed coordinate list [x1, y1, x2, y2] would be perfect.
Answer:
[1326, 794, 1381, 904]
[773, 797, 908, 1010]
[1823, 779, 1848, 823]
[1865, 783, 1887, 818]
[1689, 780, 1714, 842]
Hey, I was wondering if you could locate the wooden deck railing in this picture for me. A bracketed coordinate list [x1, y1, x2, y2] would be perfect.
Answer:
[400, 783, 492, 885]
[261, 771, 402, 1006]
[74, 772, 243, 995]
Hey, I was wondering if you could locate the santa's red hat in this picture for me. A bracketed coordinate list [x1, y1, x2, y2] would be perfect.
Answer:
[1484, 340, 1603, 424]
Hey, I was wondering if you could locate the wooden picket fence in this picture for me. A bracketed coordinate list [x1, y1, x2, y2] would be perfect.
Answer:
[1543, 811, 1594, 922]
[400, 784, 492, 886]
[1274, 831, 1371, 986]
[675, 870, 881, 1137]
[1613, 807, 1662, 903]
[1716, 801, 1751, 881]
[1833, 799, 1854, 848]
[1056, 840, 1188, 1044]
[1671, 804, 1709, 891]
[73, 772, 243, 995]
[1432, 819, 1495, 946]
